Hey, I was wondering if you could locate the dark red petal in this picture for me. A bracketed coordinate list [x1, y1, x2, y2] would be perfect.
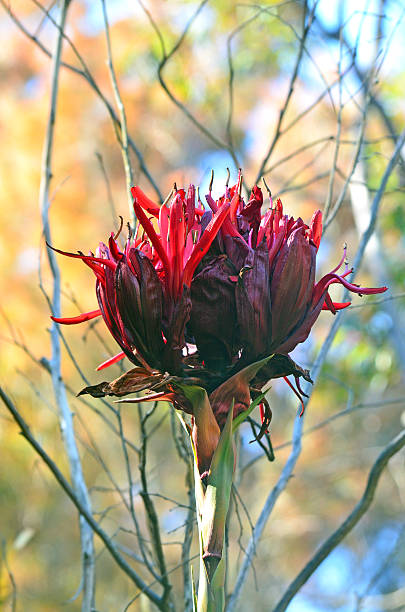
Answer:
[115, 251, 164, 369]
[51, 309, 102, 325]
[235, 242, 271, 359]
[270, 230, 316, 348]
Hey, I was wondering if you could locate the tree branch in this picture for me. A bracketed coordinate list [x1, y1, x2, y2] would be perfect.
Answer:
[38, 2, 95, 608]
[0, 386, 163, 609]
[272, 428, 405, 612]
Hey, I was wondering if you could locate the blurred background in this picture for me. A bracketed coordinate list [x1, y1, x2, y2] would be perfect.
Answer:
[0, 0, 404, 610]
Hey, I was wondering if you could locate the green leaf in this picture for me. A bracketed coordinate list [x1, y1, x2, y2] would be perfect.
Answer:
[232, 390, 267, 430]
[177, 385, 221, 475]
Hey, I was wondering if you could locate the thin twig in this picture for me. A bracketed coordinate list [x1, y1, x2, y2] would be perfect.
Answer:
[255, 1, 315, 182]
[100, 0, 135, 227]
[170, 411, 194, 612]
[95, 152, 119, 229]
[116, 407, 159, 580]
[138, 405, 174, 611]
[139, 0, 240, 168]
[1, 539, 17, 612]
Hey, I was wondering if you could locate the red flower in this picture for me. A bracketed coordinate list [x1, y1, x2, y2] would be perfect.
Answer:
[50, 173, 387, 429]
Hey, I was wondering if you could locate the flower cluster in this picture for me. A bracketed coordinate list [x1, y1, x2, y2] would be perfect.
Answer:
[51, 172, 387, 432]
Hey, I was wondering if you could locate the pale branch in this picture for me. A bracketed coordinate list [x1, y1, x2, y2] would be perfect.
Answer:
[351, 127, 405, 274]
[272, 58, 356, 144]
[354, 523, 405, 611]
[316, 15, 405, 185]
[348, 292, 405, 309]
[277, 171, 329, 196]
[170, 411, 194, 612]
[38, 1, 95, 608]
[123, 553, 200, 612]
[226, 8, 264, 158]
[323, 94, 371, 230]
[323, 33, 344, 220]
[277, 141, 330, 194]
[0, 386, 164, 609]
[226, 125, 405, 612]
[95, 152, 119, 230]
[272, 428, 405, 612]
[181, 464, 195, 612]
[2, 318, 141, 455]
[256, 1, 337, 114]
[264, 135, 335, 174]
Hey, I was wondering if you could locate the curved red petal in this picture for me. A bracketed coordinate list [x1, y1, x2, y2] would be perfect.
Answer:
[96, 351, 126, 371]
[51, 309, 102, 325]
[131, 185, 160, 217]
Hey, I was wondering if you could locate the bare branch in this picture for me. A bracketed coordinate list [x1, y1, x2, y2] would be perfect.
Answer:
[38, 2, 95, 607]
[272, 428, 405, 612]
[139, 0, 240, 168]
[255, 1, 315, 182]
[1, 539, 17, 612]
[0, 386, 164, 608]
[138, 405, 174, 610]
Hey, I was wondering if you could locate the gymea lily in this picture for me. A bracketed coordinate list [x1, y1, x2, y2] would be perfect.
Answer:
[49, 173, 387, 610]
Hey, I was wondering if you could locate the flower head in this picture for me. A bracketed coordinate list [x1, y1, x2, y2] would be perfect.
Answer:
[50, 172, 387, 434]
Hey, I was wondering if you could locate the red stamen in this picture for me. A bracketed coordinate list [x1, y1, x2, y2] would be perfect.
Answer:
[283, 376, 306, 417]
